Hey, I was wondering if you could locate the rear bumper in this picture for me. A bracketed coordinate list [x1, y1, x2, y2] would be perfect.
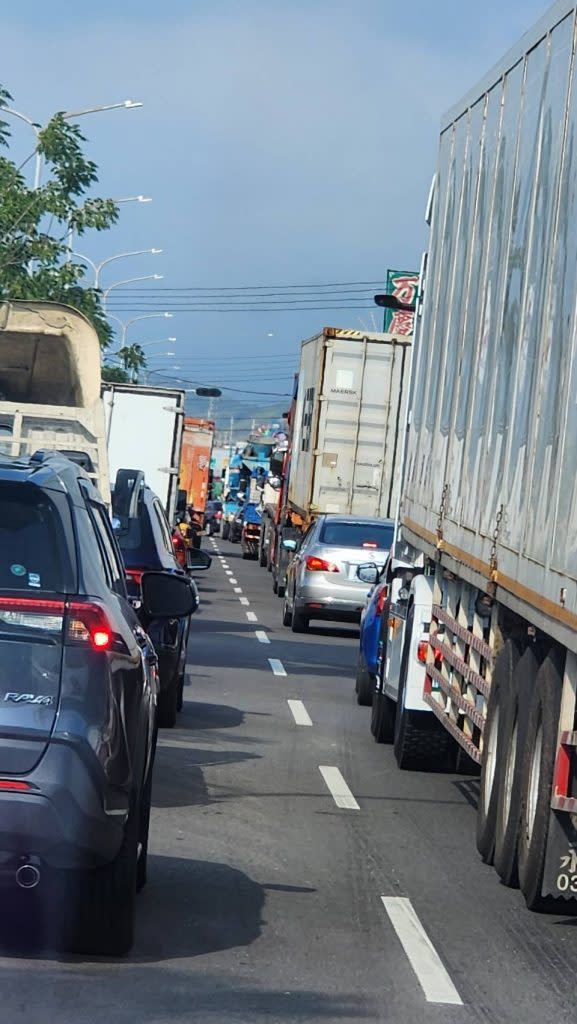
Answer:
[0, 741, 125, 870]
[296, 577, 369, 621]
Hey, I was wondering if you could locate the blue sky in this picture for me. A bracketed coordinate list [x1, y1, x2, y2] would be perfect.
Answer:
[1, 1, 548, 427]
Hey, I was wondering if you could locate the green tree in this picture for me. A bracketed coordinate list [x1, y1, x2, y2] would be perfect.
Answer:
[101, 364, 130, 383]
[117, 343, 146, 382]
[0, 86, 118, 348]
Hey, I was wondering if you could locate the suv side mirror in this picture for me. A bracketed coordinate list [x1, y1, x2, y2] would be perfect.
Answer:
[357, 563, 379, 585]
[141, 572, 196, 618]
[187, 548, 212, 571]
[282, 538, 297, 552]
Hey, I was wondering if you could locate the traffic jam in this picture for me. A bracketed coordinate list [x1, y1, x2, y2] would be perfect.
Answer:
[4, 3, 577, 1022]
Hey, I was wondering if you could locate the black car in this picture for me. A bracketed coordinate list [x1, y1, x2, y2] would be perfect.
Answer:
[204, 499, 223, 536]
[0, 451, 194, 955]
[112, 470, 199, 728]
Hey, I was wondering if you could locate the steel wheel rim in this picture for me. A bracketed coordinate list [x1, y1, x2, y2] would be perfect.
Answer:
[526, 721, 543, 843]
[484, 703, 500, 809]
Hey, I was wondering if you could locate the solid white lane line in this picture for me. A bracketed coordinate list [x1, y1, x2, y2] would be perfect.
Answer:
[239, 597, 250, 606]
[229, 578, 238, 584]
[318, 766, 359, 810]
[255, 630, 270, 644]
[246, 611, 258, 622]
[268, 658, 287, 677]
[234, 587, 243, 593]
[380, 898, 462, 1006]
[287, 699, 312, 726]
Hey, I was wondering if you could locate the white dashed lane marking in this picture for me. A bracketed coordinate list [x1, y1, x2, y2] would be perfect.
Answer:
[287, 700, 312, 726]
[318, 766, 359, 811]
[246, 612, 258, 622]
[268, 658, 287, 677]
[239, 597, 250, 606]
[380, 898, 463, 1005]
[255, 630, 270, 644]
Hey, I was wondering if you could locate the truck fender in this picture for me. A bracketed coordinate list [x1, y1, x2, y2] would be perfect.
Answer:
[403, 575, 434, 712]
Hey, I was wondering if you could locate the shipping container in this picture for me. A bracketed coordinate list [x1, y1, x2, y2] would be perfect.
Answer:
[289, 328, 411, 523]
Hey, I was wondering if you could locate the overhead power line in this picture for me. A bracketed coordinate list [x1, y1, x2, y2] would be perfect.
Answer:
[105, 279, 384, 291]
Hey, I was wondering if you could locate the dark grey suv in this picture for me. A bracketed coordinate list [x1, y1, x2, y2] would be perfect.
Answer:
[0, 451, 194, 955]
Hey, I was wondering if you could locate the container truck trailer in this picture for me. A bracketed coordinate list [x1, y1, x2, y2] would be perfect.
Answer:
[377, 0, 577, 913]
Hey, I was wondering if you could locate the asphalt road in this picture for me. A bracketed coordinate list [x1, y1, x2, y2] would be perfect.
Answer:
[3, 537, 577, 1022]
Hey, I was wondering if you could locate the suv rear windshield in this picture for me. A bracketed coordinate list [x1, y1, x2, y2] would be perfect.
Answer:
[0, 482, 69, 592]
[319, 521, 394, 550]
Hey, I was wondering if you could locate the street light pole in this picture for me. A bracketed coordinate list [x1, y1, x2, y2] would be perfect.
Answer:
[105, 311, 174, 345]
[67, 194, 152, 255]
[2, 99, 143, 190]
[102, 274, 163, 311]
[72, 248, 163, 289]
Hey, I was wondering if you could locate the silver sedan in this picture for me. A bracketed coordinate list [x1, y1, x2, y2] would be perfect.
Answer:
[282, 514, 394, 632]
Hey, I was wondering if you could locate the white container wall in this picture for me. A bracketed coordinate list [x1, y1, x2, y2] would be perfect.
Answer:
[289, 328, 411, 521]
[402, 1, 577, 651]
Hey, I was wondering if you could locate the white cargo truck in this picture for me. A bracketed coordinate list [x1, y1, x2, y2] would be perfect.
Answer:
[102, 383, 185, 524]
[0, 300, 110, 503]
[288, 327, 411, 528]
[376, 0, 577, 913]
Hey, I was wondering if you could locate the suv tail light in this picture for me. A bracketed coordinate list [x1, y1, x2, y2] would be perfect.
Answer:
[66, 602, 113, 651]
[305, 555, 340, 573]
[172, 534, 187, 568]
[376, 586, 389, 615]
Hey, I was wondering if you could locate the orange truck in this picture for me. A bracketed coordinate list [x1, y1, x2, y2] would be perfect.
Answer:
[179, 417, 215, 514]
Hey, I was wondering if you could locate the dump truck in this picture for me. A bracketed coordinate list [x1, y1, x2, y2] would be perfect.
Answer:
[0, 300, 110, 503]
[378, 0, 577, 913]
[178, 416, 215, 515]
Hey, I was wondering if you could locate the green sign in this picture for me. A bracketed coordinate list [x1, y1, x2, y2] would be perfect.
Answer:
[383, 269, 419, 335]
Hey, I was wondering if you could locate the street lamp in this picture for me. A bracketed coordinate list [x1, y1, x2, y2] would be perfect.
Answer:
[67, 194, 153, 255]
[72, 248, 163, 289]
[106, 311, 173, 345]
[2, 99, 143, 190]
[102, 274, 163, 309]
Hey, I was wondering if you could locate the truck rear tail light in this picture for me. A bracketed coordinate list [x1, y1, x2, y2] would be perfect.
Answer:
[0, 596, 65, 633]
[417, 640, 429, 664]
[376, 587, 389, 615]
[66, 602, 113, 651]
[305, 556, 340, 573]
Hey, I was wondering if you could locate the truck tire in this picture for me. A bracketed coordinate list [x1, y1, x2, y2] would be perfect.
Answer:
[371, 686, 396, 743]
[259, 544, 268, 567]
[291, 607, 309, 633]
[222, 521, 230, 540]
[476, 640, 519, 864]
[493, 644, 536, 887]
[394, 607, 451, 771]
[517, 650, 564, 911]
[277, 579, 286, 598]
[272, 575, 279, 594]
[355, 652, 373, 706]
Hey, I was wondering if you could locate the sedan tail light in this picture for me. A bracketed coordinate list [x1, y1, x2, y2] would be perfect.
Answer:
[305, 555, 340, 573]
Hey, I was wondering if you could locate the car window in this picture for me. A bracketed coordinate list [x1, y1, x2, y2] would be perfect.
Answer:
[319, 521, 395, 550]
[0, 481, 68, 592]
[85, 497, 126, 595]
[299, 523, 316, 550]
[152, 499, 175, 557]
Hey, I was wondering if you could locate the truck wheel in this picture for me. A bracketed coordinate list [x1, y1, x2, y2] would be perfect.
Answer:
[393, 608, 451, 771]
[517, 650, 564, 911]
[273, 575, 279, 594]
[277, 580, 286, 598]
[355, 652, 373, 706]
[222, 522, 230, 540]
[259, 544, 267, 567]
[476, 640, 519, 864]
[371, 685, 396, 743]
[493, 644, 536, 887]
[282, 596, 293, 627]
[291, 607, 309, 633]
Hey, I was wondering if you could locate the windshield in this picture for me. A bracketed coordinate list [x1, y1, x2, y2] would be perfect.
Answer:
[319, 521, 394, 550]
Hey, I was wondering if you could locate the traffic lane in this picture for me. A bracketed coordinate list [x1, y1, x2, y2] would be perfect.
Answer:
[214, 540, 577, 1023]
